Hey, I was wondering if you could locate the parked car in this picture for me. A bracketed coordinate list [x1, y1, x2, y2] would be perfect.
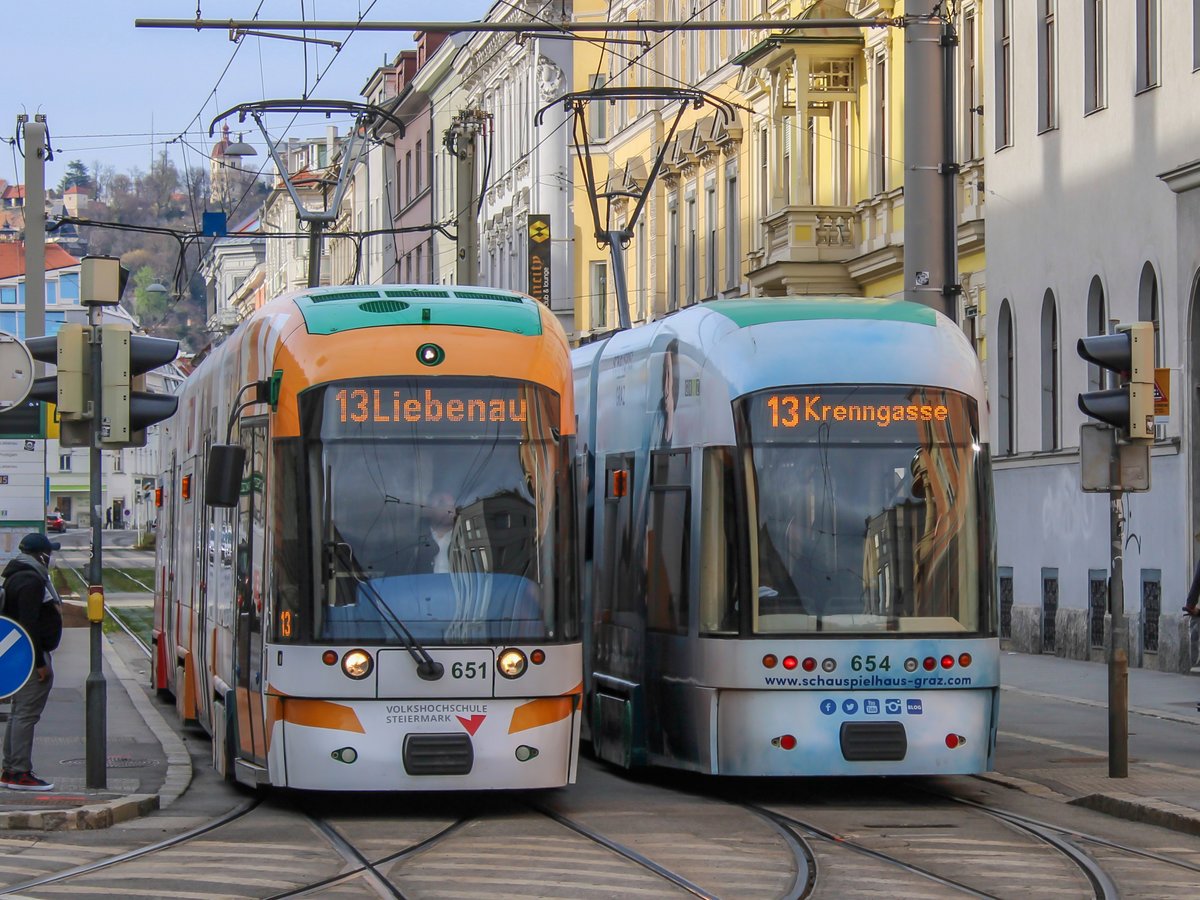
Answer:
[46, 513, 67, 533]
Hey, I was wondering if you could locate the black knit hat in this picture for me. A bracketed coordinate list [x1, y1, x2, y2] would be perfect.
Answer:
[18, 533, 61, 554]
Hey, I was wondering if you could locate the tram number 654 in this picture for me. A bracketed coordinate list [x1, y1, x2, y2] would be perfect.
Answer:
[451, 661, 487, 679]
[850, 654, 890, 672]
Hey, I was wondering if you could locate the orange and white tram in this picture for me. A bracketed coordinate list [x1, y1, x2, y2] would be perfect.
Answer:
[153, 285, 581, 790]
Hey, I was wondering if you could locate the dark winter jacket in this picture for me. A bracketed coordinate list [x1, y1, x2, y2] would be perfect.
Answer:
[2, 556, 63, 667]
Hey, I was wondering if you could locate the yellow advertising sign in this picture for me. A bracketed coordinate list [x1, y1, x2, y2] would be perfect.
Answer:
[1154, 367, 1170, 417]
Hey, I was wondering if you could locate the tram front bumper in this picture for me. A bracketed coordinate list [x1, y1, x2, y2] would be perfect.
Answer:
[272, 695, 580, 790]
[717, 687, 997, 776]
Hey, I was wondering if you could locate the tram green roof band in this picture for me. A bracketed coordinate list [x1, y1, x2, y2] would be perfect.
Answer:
[707, 297, 937, 328]
[293, 287, 543, 336]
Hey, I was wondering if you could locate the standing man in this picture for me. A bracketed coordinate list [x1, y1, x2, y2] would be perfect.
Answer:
[1, 533, 63, 791]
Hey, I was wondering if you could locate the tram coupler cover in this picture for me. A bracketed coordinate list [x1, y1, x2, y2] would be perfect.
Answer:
[87, 586, 104, 622]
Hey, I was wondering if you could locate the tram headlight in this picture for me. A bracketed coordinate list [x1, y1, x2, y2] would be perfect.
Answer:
[497, 648, 528, 679]
[341, 649, 374, 680]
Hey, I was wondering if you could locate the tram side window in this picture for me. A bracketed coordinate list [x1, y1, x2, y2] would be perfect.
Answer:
[700, 447, 740, 634]
[271, 439, 308, 642]
[647, 450, 690, 635]
[602, 454, 637, 616]
[237, 421, 267, 639]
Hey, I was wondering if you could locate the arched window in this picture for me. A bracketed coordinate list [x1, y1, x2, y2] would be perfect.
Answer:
[998, 299, 1015, 455]
[1041, 290, 1059, 451]
[1086, 275, 1107, 392]
[1138, 261, 1162, 363]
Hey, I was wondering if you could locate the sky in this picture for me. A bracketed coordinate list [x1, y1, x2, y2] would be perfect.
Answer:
[3, 1, 492, 189]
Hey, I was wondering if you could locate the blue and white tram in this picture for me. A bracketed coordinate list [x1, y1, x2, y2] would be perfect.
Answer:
[574, 297, 998, 776]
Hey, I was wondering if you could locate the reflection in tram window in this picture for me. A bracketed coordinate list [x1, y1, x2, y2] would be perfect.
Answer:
[737, 386, 994, 635]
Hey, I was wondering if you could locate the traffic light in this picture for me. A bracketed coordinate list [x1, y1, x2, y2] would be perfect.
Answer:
[99, 325, 179, 448]
[1077, 321, 1154, 442]
[26, 324, 93, 448]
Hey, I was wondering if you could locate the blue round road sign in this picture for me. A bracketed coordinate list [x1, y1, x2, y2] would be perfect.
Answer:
[0, 617, 34, 699]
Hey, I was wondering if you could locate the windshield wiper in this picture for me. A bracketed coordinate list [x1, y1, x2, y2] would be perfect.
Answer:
[327, 541, 444, 681]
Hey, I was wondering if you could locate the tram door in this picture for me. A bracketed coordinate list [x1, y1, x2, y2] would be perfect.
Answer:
[645, 449, 694, 764]
[592, 454, 643, 766]
[234, 421, 268, 764]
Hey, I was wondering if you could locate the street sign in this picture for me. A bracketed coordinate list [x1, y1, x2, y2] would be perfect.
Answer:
[1154, 367, 1170, 419]
[0, 332, 33, 410]
[0, 616, 35, 699]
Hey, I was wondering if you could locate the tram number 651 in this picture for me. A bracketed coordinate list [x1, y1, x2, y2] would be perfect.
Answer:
[451, 661, 487, 679]
[850, 654, 890, 672]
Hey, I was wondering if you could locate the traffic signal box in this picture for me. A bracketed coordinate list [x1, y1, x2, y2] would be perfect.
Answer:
[1076, 322, 1154, 443]
[27, 324, 91, 448]
[25, 325, 179, 449]
[100, 326, 180, 447]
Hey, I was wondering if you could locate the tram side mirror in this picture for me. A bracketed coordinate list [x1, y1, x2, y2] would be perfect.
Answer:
[205, 445, 246, 508]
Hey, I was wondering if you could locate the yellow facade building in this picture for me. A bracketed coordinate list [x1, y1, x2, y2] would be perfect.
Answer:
[570, 0, 987, 360]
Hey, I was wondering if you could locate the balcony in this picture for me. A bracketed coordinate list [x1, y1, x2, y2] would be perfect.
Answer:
[746, 204, 861, 296]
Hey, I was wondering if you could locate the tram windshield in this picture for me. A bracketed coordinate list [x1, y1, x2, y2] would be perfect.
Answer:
[272, 377, 577, 646]
[735, 385, 994, 636]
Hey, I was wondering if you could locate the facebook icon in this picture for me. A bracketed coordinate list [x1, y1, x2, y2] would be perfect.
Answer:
[819, 699, 837, 716]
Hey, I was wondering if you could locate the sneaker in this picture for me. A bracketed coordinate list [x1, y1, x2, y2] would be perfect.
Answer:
[0, 770, 10, 785]
[4, 772, 53, 791]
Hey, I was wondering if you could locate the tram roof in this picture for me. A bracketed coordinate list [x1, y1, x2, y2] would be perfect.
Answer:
[291, 285, 544, 336]
[705, 296, 937, 328]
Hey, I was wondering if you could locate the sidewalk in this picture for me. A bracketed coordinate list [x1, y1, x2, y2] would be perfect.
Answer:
[0, 622, 190, 830]
[985, 650, 1200, 836]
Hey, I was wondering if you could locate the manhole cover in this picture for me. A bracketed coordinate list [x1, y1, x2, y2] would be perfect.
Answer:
[59, 756, 156, 769]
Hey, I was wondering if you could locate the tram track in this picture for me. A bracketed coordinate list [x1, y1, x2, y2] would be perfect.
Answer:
[58, 560, 152, 657]
[0, 797, 261, 897]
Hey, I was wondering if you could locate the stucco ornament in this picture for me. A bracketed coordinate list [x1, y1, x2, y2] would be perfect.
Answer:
[537, 56, 565, 103]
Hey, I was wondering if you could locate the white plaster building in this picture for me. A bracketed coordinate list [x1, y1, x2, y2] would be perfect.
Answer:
[984, 1, 1200, 671]
[456, 0, 578, 334]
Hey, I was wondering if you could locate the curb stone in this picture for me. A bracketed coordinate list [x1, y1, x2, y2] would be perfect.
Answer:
[1069, 792, 1200, 837]
[0, 631, 192, 831]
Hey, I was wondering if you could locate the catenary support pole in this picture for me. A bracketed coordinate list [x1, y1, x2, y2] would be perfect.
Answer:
[22, 118, 46, 345]
[903, 1, 955, 318]
[1108, 459, 1129, 778]
[86, 304, 107, 790]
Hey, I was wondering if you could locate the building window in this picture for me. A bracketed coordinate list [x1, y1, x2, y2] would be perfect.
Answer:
[59, 454, 71, 472]
[415, 245, 424, 285]
[685, 194, 697, 306]
[405, 151, 412, 204]
[59, 273, 79, 301]
[834, 101, 852, 203]
[873, 53, 888, 192]
[999, 567, 1014, 639]
[1084, 0, 1107, 114]
[1142, 570, 1162, 653]
[1042, 568, 1059, 653]
[1086, 276, 1107, 392]
[995, 0, 1013, 148]
[113, 452, 124, 474]
[1089, 570, 1108, 649]
[0, 286, 15, 305]
[1041, 290, 1059, 451]
[415, 140, 423, 194]
[590, 260, 609, 329]
[589, 75, 607, 141]
[1038, 1, 1058, 132]
[725, 165, 739, 291]
[637, 220, 648, 321]
[757, 126, 769, 250]
[1139, 261, 1162, 363]
[961, 9, 981, 161]
[705, 181, 717, 299]
[1194, 0, 1200, 71]
[998, 299, 1015, 455]
[1137, 0, 1160, 91]
[668, 198, 680, 312]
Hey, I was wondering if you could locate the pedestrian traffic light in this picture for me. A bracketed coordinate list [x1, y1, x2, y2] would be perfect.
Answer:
[1077, 321, 1154, 442]
[25, 324, 93, 448]
[98, 325, 179, 448]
